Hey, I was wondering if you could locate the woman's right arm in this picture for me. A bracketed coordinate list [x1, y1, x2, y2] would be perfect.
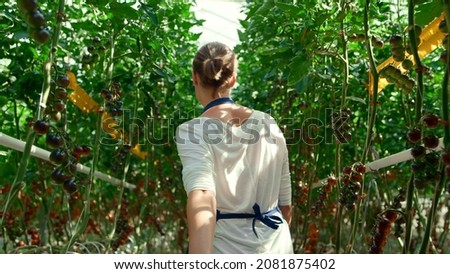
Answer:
[187, 189, 216, 253]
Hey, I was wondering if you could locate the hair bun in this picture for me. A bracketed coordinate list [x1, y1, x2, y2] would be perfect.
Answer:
[204, 58, 224, 81]
[192, 42, 236, 90]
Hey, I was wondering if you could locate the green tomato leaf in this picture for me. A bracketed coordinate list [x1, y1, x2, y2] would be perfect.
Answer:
[415, 0, 442, 27]
[110, 1, 139, 21]
[288, 55, 311, 86]
[275, 3, 302, 16]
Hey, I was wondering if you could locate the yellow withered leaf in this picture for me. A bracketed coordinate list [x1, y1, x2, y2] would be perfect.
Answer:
[66, 71, 147, 160]
[67, 71, 101, 113]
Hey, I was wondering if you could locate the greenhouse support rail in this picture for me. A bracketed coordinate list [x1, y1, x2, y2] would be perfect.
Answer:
[313, 137, 444, 189]
[364, 138, 444, 172]
[0, 132, 134, 189]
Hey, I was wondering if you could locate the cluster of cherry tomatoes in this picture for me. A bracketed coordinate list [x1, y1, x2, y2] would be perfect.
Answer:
[339, 162, 366, 211]
[304, 223, 319, 254]
[18, 0, 51, 44]
[310, 175, 337, 216]
[408, 113, 443, 190]
[368, 211, 397, 254]
[32, 76, 91, 195]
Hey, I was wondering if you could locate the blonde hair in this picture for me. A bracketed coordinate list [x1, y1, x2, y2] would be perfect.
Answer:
[192, 42, 237, 91]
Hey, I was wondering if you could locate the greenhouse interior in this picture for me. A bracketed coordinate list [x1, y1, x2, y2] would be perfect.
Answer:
[0, 0, 449, 255]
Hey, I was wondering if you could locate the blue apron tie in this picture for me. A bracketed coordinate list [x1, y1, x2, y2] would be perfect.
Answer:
[216, 203, 283, 238]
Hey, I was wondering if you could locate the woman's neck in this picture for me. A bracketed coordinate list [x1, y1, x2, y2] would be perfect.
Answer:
[198, 87, 231, 107]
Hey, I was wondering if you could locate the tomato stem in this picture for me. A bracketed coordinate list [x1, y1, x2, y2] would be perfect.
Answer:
[334, 0, 349, 254]
[346, 0, 379, 253]
[403, 0, 425, 254]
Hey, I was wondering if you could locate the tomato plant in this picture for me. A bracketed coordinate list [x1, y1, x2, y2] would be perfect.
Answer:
[1, 0, 200, 254]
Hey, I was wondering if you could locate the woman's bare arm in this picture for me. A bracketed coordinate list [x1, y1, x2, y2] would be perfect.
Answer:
[279, 204, 292, 226]
[186, 189, 216, 253]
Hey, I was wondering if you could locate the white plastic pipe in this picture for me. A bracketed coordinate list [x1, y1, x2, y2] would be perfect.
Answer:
[0, 131, 135, 189]
[365, 137, 444, 172]
[311, 138, 444, 189]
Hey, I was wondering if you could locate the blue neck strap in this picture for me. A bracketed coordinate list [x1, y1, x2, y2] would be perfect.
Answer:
[203, 97, 234, 113]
